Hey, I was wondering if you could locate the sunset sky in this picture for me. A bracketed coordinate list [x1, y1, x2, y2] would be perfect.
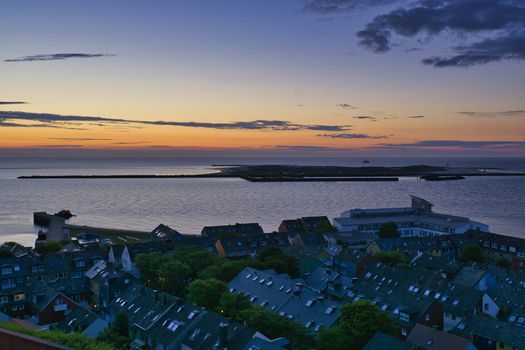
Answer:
[1, 0, 524, 157]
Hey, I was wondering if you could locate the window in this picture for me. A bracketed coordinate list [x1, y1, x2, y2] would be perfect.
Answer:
[1, 266, 13, 275]
[399, 312, 410, 322]
[14, 293, 25, 301]
[0, 296, 8, 303]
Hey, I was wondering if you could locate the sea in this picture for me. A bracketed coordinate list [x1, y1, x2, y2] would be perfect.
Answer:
[1, 157, 524, 247]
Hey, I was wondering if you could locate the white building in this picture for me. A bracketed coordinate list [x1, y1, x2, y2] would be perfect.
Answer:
[333, 196, 489, 237]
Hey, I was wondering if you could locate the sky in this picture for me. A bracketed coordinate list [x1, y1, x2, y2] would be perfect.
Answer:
[0, 0, 524, 157]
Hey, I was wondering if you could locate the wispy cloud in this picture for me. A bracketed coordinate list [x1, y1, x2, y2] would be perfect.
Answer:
[336, 103, 357, 110]
[356, 0, 525, 67]
[4, 53, 115, 62]
[47, 137, 112, 141]
[319, 133, 389, 139]
[303, 0, 397, 13]
[407, 115, 425, 119]
[458, 110, 525, 118]
[0, 111, 352, 132]
[0, 101, 27, 105]
[352, 115, 377, 121]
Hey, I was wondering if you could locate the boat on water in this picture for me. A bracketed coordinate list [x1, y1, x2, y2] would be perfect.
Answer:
[420, 175, 466, 181]
[362, 160, 371, 164]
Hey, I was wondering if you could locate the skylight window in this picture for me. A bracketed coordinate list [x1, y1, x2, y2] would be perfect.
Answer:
[434, 292, 441, 299]
[306, 321, 314, 328]
[246, 274, 252, 279]
[325, 306, 335, 315]
[278, 286, 285, 291]
[423, 289, 431, 297]
[305, 299, 314, 307]
[188, 311, 197, 320]
[452, 299, 459, 306]
[266, 281, 273, 286]
[259, 278, 265, 284]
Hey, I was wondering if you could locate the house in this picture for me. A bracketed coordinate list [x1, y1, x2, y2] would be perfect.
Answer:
[55, 304, 108, 338]
[85, 260, 138, 313]
[362, 331, 414, 350]
[354, 261, 500, 332]
[215, 234, 290, 259]
[451, 315, 525, 350]
[334, 196, 489, 237]
[304, 266, 355, 300]
[150, 224, 183, 241]
[452, 265, 497, 291]
[479, 232, 525, 271]
[407, 324, 477, 350]
[201, 223, 264, 241]
[288, 233, 327, 251]
[366, 237, 442, 257]
[278, 216, 332, 234]
[180, 312, 255, 350]
[332, 250, 375, 277]
[229, 267, 341, 332]
[29, 286, 77, 325]
[323, 231, 378, 251]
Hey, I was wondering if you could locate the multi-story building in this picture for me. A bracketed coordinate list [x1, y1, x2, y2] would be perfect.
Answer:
[333, 196, 489, 237]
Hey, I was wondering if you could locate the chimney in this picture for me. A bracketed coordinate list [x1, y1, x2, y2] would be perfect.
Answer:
[218, 322, 228, 346]
[154, 290, 158, 302]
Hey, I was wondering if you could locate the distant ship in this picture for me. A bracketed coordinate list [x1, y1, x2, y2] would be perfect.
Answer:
[362, 160, 371, 164]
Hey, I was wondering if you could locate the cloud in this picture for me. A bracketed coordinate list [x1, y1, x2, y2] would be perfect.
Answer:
[352, 115, 378, 121]
[0, 110, 352, 132]
[357, 0, 525, 66]
[423, 31, 525, 67]
[458, 110, 525, 118]
[407, 115, 425, 119]
[0, 101, 27, 105]
[303, 0, 398, 13]
[336, 103, 357, 110]
[112, 141, 151, 145]
[0, 118, 85, 130]
[47, 137, 112, 141]
[31, 144, 85, 148]
[319, 133, 389, 139]
[377, 140, 525, 148]
[4, 53, 115, 62]
[267, 145, 336, 151]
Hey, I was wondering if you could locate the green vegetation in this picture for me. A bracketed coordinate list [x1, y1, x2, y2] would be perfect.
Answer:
[374, 251, 408, 266]
[496, 257, 511, 269]
[0, 322, 114, 350]
[34, 240, 69, 255]
[378, 222, 400, 238]
[97, 313, 130, 350]
[459, 244, 484, 263]
[135, 247, 299, 297]
[187, 278, 228, 309]
[239, 306, 315, 350]
[317, 301, 396, 350]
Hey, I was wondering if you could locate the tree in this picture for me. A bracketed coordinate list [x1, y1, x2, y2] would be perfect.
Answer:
[338, 301, 396, 349]
[239, 307, 315, 350]
[186, 278, 228, 309]
[374, 251, 407, 266]
[172, 247, 223, 277]
[135, 253, 167, 286]
[157, 260, 192, 296]
[459, 244, 484, 262]
[378, 222, 399, 238]
[218, 292, 252, 321]
[317, 326, 355, 350]
[496, 257, 510, 269]
[35, 240, 67, 255]
[97, 313, 130, 350]
[256, 247, 300, 278]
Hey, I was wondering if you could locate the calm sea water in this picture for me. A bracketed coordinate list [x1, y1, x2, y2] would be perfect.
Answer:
[0, 157, 524, 247]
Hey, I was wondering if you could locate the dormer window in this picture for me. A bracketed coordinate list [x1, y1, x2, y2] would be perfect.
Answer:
[75, 260, 86, 268]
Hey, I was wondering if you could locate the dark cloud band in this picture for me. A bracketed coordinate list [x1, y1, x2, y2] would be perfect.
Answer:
[4, 53, 115, 62]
